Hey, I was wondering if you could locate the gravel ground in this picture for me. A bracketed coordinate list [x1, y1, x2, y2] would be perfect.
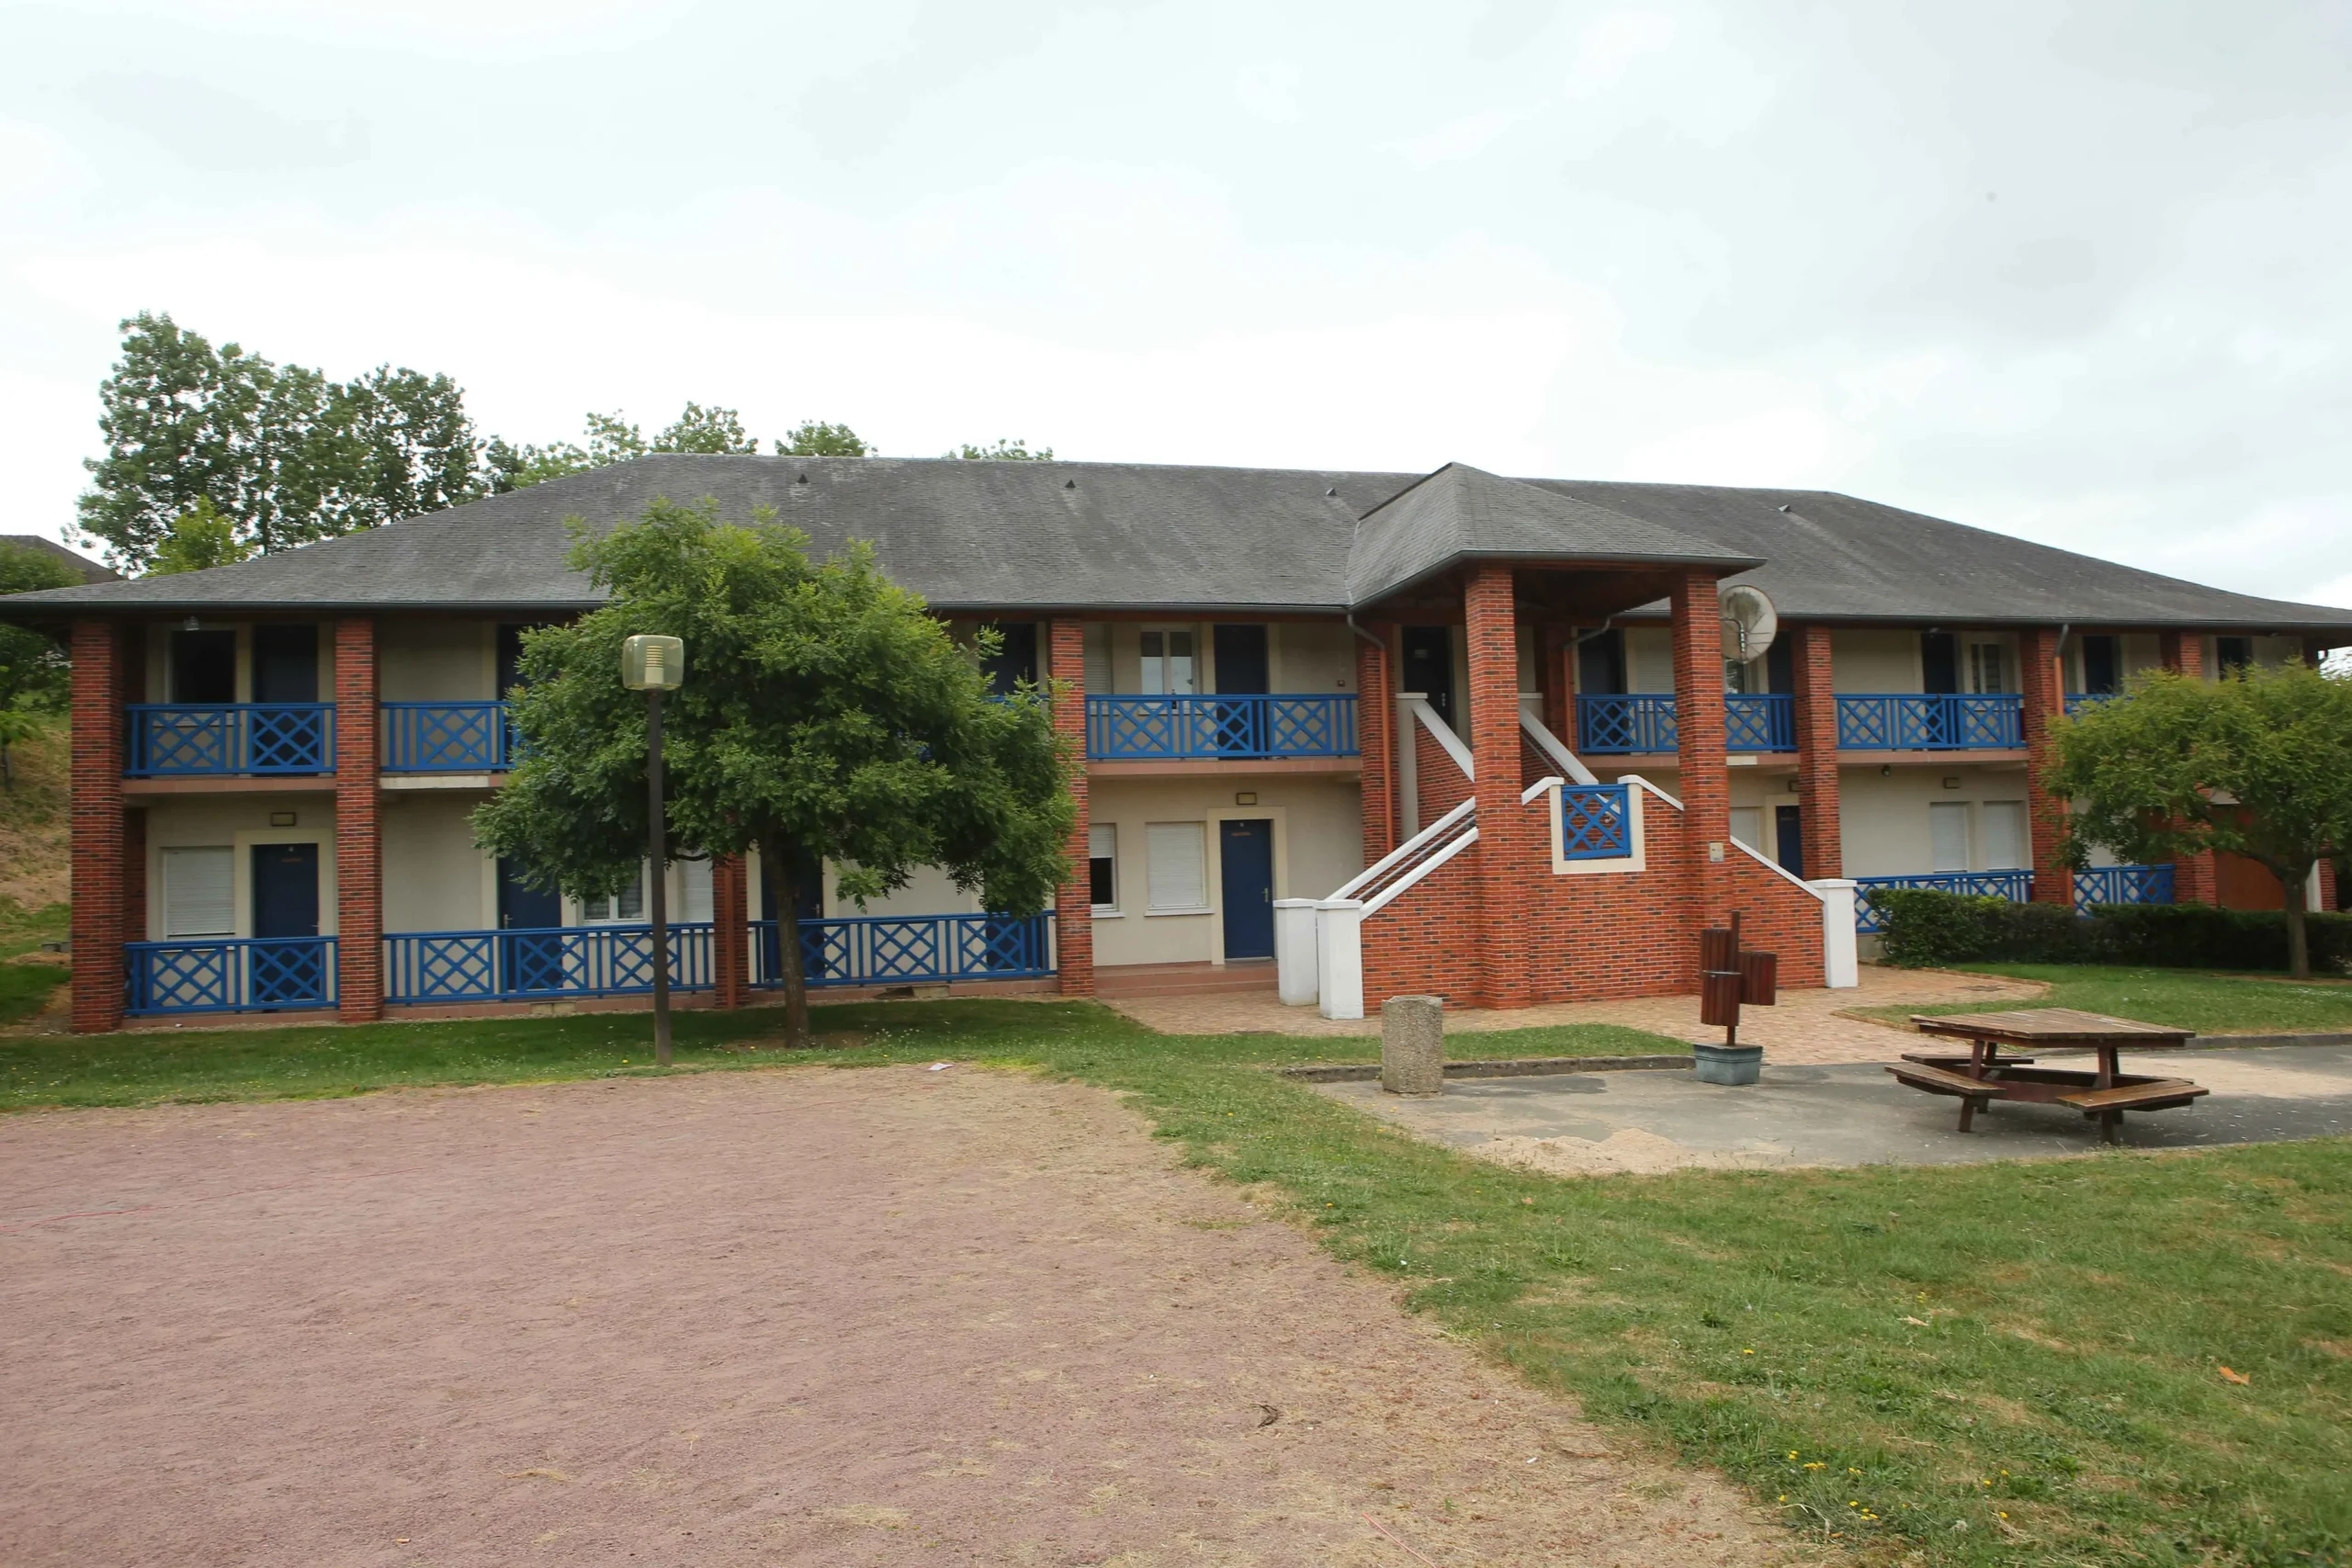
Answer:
[0, 1066, 1808, 1567]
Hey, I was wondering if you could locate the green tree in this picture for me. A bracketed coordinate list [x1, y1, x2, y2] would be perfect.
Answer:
[2050, 663, 2352, 977]
[0, 543, 85, 784]
[147, 498, 256, 576]
[655, 402, 759, 455]
[775, 421, 871, 457]
[946, 437, 1054, 460]
[76, 312, 489, 570]
[470, 497, 1076, 1043]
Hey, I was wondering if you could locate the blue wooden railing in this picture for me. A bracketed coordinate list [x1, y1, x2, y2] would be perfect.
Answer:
[126, 936, 339, 1013]
[1725, 694, 1795, 751]
[382, 701, 517, 772]
[2064, 693, 2119, 718]
[1851, 871, 2034, 932]
[1836, 694, 2023, 750]
[1558, 784, 1633, 859]
[124, 704, 334, 775]
[2073, 863, 2174, 914]
[1086, 694, 1357, 761]
[386, 923, 714, 1003]
[752, 912, 1052, 988]
[1576, 694, 1678, 753]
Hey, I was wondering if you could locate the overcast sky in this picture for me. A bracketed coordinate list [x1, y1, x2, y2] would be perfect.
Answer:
[4, 0, 2347, 606]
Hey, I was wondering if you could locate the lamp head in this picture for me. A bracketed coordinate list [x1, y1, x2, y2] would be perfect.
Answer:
[621, 634, 684, 692]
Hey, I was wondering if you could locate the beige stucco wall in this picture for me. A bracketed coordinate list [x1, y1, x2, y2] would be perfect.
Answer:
[1838, 761, 2034, 878]
[382, 791, 496, 931]
[140, 794, 339, 940]
[1624, 627, 1674, 693]
[379, 620, 494, 703]
[1087, 774, 1362, 967]
[1832, 629, 1918, 693]
[1274, 622, 1356, 694]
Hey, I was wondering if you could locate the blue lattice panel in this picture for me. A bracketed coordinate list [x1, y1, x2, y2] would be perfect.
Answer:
[751, 914, 1052, 989]
[1724, 694, 1795, 751]
[1086, 694, 1359, 760]
[127, 938, 338, 1014]
[2073, 864, 2175, 914]
[1558, 785, 1633, 860]
[1851, 872, 2035, 931]
[383, 703, 513, 771]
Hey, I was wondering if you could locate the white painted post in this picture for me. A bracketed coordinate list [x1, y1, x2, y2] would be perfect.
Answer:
[1395, 692, 1424, 838]
[1273, 898, 1321, 1006]
[1812, 878, 1860, 988]
[1316, 898, 1365, 1021]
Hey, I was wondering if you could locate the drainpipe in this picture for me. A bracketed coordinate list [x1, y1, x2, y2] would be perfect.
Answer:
[1347, 615, 1397, 854]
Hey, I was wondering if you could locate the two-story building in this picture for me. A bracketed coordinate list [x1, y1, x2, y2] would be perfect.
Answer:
[15, 455, 2348, 1032]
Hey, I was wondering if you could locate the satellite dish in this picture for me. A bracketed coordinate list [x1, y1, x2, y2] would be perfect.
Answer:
[1720, 585, 1779, 662]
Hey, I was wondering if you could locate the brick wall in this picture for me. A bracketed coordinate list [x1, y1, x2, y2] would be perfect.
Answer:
[1355, 627, 1395, 865]
[1048, 617, 1093, 997]
[712, 854, 748, 1008]
[334, 617, 384, 1021]
[1668, 573, 1731, 928]
[1415, 719, 1474, 825]
[2020, 626, 2070, 907]
[1791, 622, 1843, 877]
[1465, 566, 1533, 1009]
[69, 619, 125, 1033]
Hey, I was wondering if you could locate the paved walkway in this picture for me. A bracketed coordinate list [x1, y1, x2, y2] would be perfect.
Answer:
[1323, 1044, 2352, 1176]
[2, 1066, 1802, 1567]
[1107, 965, 2049, 1065]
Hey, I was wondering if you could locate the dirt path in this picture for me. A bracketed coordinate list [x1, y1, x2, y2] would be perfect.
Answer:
[0, 1066, 1806, 1567]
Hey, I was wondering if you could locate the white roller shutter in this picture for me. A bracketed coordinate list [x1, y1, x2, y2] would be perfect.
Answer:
[163, 846, 235, 938]
[1145, 822, 1207, 912]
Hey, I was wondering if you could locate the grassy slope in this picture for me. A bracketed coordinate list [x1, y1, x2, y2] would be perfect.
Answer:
[1849, 964, 2352, 1036]
[0, 715, 72, 1025]
[5, 998, 2346, 1565]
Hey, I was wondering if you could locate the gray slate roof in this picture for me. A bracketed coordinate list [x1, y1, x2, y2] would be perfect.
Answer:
[1348, 464, 1758, 603]
[5, 455, 2346, 634]
[0, 535, 115, 584]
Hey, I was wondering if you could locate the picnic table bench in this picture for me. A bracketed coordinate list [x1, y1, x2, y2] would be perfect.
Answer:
[1886, 1008, 2209, 1144]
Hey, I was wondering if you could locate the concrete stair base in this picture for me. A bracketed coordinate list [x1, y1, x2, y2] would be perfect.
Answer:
[1094, 961, 1279, 998]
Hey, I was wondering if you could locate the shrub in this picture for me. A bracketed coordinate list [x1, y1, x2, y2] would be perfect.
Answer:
[1875, 887, 2352, 973]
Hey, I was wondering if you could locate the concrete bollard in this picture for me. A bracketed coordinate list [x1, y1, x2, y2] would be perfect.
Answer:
[1380, 995, 1445, 1096]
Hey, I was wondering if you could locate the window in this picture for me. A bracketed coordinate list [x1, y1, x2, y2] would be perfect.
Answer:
[1089, 823, 1117, 911]
[1145, 821, 1208, 912]
[162, 846, 235, 938]
[1982, 802, 2027, 871]
[678, 859, 714, 924]
[1729, 807, 1764, 852]
[1967, 642, 2008, 694]
[2079, 635, 2120, 695]
[978, 622, 1039, 696]
[1140, 629, 1195, 694]
[1929, 802, 1971, 873]
[1724, 659, 1754, 694]
[2217, 636, 2253, 676]
[582, 868, 644, 922]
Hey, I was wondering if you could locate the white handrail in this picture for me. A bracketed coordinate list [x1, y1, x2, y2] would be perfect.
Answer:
[1521, 774, 1562, 806]
[1616, 773, 1684, 811]
[1405, 697, 1476, 780]
[1517, 700, 1599, 785]
[1732, 837, 1826, 902]
[1363, 826, 1480, 916]
[1329, 796, 1476, 901]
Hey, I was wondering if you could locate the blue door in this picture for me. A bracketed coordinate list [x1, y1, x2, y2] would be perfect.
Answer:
[250, 843, 327, 1004]
[1775, 804, 1805, 879]
[497, 857, 566, 994]
[1219, 819, 1275, 961]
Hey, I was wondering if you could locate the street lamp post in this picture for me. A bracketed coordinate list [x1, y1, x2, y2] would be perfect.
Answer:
[622, 635, 685, 1066]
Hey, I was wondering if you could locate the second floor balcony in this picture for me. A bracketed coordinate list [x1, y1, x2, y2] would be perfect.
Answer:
[1087, 693, 1358, 761]
[1575, 692, 2026, 755]
[125, 701, 517, 778]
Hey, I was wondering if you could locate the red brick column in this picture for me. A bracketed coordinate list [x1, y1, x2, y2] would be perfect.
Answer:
[1670, 573, 1733, 928]
[1465, 566, 1532, 1010]
[1354, 628, 1395, 864]
[1790, 622, 1842, 878]
[2021, 626, 2070, 907]
[711, 854, 749, 1007]
[70, 619, 126, 1033]
[2321, 858, 2340, 914]
[2157, 631, 2219, 906]
[1048, 617, 1093, 997]
[334, 617, 384, 1021]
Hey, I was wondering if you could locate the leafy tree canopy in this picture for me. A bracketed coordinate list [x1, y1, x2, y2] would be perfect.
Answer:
[77, 313, 481, 571]
[485, 407, 868, 491]
[2051, 662, 2352, 976]
[775, 421, 871, 457]
[146, 498, 257, 576]
[470, 496, 1076, 1042]
[946, 437, 1054, 460]
[0, 542, 85, 783]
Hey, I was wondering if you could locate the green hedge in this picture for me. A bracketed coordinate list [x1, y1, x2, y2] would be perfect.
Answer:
[1874, 889, 2352, 973]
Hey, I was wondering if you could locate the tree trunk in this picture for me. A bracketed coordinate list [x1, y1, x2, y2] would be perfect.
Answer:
[2283, 862, 2312, 980]
[768, 831, 811, 1047]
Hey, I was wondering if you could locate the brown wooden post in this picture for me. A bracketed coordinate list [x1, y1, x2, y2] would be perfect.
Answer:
[1048, 617, 1093, 996]
[1790, 621, 1843, 878]
[334, 616, 384, 1021]
[1465, 565, 1532, 1009]
[711, 853, 749, 1008]
[2157, 630, 2218, 906]
[1670, 572, 1734, 928]
[70, 619, 126, 1033]
[2020, 626, 2070, 907]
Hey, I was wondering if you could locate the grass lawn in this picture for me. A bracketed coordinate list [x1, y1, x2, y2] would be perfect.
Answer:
[1849, 964, 2352, 1037]
[5, 998, 2347, 1566]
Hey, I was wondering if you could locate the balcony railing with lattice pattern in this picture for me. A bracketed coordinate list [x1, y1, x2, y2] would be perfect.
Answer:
[382, 701, 517, 772]
[125, 705, 334, 776]
[1086, 694, 1357, 761]
[752, 912, 1051, 988]
[126, 936, 338, 1013]
[1836, 694, 2023, 750]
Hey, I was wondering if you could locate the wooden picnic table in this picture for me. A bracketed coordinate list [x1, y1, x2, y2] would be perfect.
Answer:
[1886, 1008, 2209, 1144]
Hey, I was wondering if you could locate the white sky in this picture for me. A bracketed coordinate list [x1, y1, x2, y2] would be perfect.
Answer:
[3, 0, 2347, 607]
